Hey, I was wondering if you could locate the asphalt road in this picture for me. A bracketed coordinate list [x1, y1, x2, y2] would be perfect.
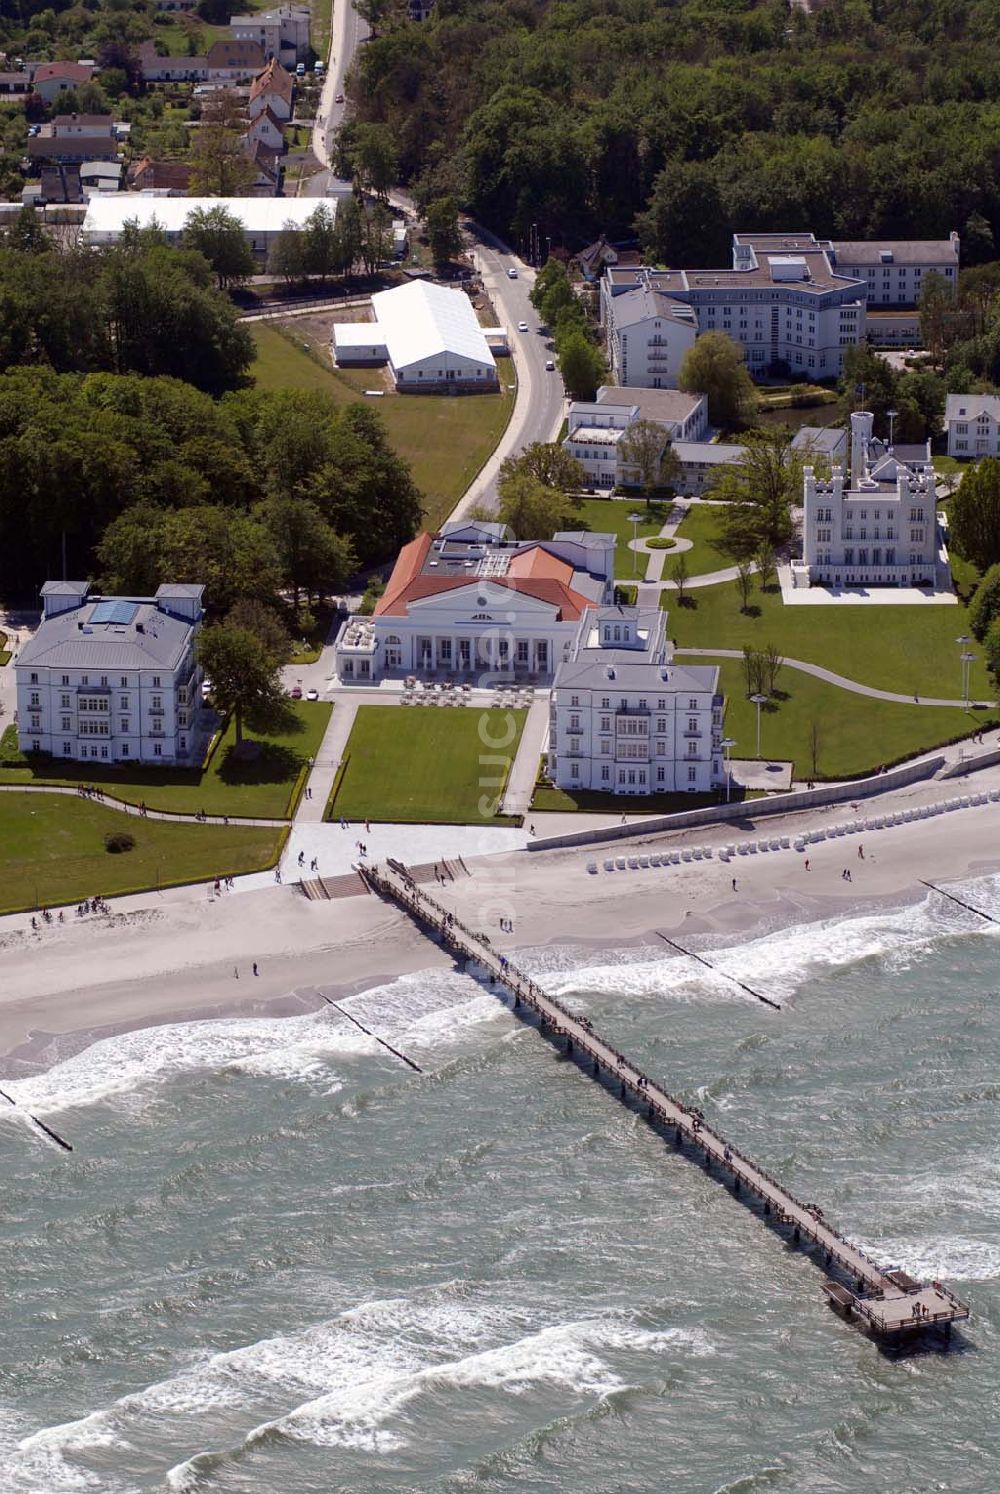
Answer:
[303, 0, 567, 516]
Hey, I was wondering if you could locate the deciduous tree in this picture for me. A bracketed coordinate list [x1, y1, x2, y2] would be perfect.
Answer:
[196, 621, 293, 747]
[948, 458, 1000, 571]
[182, 205, 256, 289]
[678, 332, 756, 429]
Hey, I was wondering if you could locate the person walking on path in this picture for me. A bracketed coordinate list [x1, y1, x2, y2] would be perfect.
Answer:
[858, 844, 864, 859]
[731, 878, 737, 892]
[234, 967, 239, 979]
[804, 859, 810, 871]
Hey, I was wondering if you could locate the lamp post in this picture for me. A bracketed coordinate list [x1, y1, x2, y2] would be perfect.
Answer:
[629, 512, 642, 577]
[961, 651, 976, 706]
[956, 635, 972, 704]
[750, 693, 768, 759]
[886, 407, 898, 450]
[721, 736, 736, 802]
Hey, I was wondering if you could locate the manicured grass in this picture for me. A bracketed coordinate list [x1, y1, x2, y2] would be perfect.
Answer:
[250, 325, 515, 530]
[714, 661, 988, 780]
[531, 783, 732, 814]
[666, 580, 994, 701]
[572, 497, 667, 581]
[672, 504, 734, 576]
[0, 703, 331, 820]
[328, 705, 526, 823]
[0, 794, 285, 914]
[0, 630, 9, 666]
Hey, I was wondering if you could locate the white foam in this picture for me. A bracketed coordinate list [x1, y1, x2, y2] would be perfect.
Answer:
[855, 1234, 1000, 1283]
[8, 1411, 131, 1493]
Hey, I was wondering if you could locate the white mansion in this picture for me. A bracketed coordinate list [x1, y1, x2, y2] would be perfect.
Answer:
[334, 521, 617, 682]
[548, 606, 723, 795]
[601, 230, 960, 386]
[944, 394, 1000, 459]
[16, 582, 206, 764]
[794, 412, 940, 591]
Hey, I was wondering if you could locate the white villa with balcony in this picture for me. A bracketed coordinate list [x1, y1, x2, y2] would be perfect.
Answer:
[334, 521, 617, 682]
[548, 605, 723, 796]
[16, 581, 206, 764]
[793, 412, 941, 591]
[563, 386, 708, 489]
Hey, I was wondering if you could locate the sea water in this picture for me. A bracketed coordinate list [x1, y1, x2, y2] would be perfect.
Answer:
[0, 881, 997, 1492]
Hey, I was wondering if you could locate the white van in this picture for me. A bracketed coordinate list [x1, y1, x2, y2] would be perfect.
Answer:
[296, 61, 306, 76]
[314, 60, 324, 75]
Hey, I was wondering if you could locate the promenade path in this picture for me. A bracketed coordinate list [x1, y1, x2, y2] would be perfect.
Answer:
[677, 647, 998, 710]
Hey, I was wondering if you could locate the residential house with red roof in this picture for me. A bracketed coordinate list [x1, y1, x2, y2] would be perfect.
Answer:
[335, 521, 617, 682]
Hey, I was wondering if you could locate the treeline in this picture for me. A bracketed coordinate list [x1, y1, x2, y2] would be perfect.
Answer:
[346, 0, 1000, 258]
[0, 368, 422, 608]
[0, 214, 253, 396]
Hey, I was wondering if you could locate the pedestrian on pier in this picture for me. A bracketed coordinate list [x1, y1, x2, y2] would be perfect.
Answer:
[253, 962, 259, 977]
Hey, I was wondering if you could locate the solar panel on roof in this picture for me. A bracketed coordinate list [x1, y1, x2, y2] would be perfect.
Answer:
[90, 601, 138, 626]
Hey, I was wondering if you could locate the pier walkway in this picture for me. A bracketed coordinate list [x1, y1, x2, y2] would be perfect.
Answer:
[360, 860, 970, 1342]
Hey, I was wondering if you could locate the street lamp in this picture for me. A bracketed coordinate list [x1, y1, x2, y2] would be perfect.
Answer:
[961, 651, 976, 706]
[956, 635, 972, 704]
[629, 513, 642, 577]
[721, 737, 737, 802]
[886, 407, 898, 450]
[750, 693, 768, 759]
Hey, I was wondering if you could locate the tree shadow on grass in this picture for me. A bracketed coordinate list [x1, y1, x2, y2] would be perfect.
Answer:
[677, 595, 698, 609]
[215, 741, 304, 787]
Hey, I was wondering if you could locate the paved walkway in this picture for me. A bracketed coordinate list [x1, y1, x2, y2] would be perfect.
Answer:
[501, 696, 550, 816]
[296, 699, 358, 823]
[677, 647, 997, 709]
[0, 782, 285, 827]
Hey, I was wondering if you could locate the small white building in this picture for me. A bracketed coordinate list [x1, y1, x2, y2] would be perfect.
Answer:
[795, 411, 940, 590]
[672, 441, 747, 495]
[81, 195, 325, 264]
[335, 522, 616, 682]
[16, 582, 206, 766]
[548, 605, 723, 796]
[945, 394, 1000, 459]
[563, 385, 708, 490]
[332, 281, 498, 391]
[231, 5, 310, 64]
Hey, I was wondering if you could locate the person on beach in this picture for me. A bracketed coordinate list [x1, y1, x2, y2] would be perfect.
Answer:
[804, 859, 810, 871]
[234, 967, 239, 979]
[253, 962, 259, 977]
[731, 877, 737, 891]
[858, 844, 864, 859]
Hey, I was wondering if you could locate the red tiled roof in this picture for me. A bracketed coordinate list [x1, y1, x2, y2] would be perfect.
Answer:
[250, 57, 293, 104]
[374, 537, 591, 620]
[34, 62, 92, 83]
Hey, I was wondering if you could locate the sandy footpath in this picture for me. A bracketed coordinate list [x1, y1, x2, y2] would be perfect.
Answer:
[1, 771, 998, 1066]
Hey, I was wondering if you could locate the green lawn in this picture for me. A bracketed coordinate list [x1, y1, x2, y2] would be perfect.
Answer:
[714, 661, 987, 780]
[329, 705, 526, 823]
[666, 580, 994, 701]
[251, 325, 515, 530]
[0, 630, 9, 666]
[673, 504, 734, 576]
[571, 497, 667, 580]
[531, 783, 734, 814]
[0, 702, 331, 820]
[0, 794, 285, 914]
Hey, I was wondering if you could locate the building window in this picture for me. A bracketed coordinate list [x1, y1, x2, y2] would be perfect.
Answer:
[61, 716, 71, 731]
[657, 767, 665, 783]
[30, 673, 38, 684]
[152, 676, 161, 687]
[153, 743, 162, 757]
[600, 716, 610, 733]
[60, 675, 68, 686]
[121, 719, 130, 733]
[121, 676, 128, 687]
[688, 766, 697, 782]
[601, 765, 610, 782]
[62, 742, 72, 755]
[29, 692, 39, 707]
[570, 762, 579, 780]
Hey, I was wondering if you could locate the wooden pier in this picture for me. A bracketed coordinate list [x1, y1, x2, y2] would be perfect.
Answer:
[360, 861, 970, 1343]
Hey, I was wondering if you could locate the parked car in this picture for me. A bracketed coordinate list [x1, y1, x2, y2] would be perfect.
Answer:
[517, 320, 528, 331]
[335, 91, 344, 103]
[306, 688, 319, 701]
[507, 267, 518, 278]
[296, 62, 306, 76]
[545, 359, 555, 371]
[290, 685, 303, 699]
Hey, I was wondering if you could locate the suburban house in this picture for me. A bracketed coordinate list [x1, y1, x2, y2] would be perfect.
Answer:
[575, 236, 620, 282]
[248, 57, 293, 122]
[80, 160, 124, 195]
[829, 234, 960, 307]
[245, 139, 282, 195]
[138, 39, 266, 84]
[794, 412, 940, 591]
[944, 394, 1000, 458]
[548, 605, 723, 796]
[243, 105, 285, 153]
[0, 72, 33, 98]
[30, 61, 95, 104]
[127, 157, 193, 193]
[81, 195, 323, 262]
[333, 281, 498, 390]
[563, 387, 708, 490]
[334, 521, 617, 682]
[231, 6, 311, 65]
[16, 582, 206, 766]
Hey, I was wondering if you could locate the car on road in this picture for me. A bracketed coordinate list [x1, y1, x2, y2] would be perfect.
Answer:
[290, 685, 303, 699]
[545, 359, 555, 371]
[201, 678, 213, 700]
[306, 688, 319, 701]
[517, 320, 528, 331]
[507, 267, 518, 278]
[335, 92, 344, 103]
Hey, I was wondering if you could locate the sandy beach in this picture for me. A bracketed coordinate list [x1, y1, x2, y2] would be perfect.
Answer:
[1, 767, 999, 1070]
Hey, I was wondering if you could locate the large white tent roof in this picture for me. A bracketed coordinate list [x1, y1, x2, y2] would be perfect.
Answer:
[81, 196, 327, 239]
[369, 280, 495, 372]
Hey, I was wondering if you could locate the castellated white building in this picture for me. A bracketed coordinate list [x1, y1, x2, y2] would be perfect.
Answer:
[794, 412, 940, 591]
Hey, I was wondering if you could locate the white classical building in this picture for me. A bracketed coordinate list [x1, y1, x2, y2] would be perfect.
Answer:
[333, 281, 498, 390]
[81, 195, 324, 263]
[563, 385, 708, 489]
[944, 394, 1000, 458]
[16, 582, 206, 765]
[335, 522, 616, 682]
[794, 412, 940, 590]
[548, 606, 723, 796]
